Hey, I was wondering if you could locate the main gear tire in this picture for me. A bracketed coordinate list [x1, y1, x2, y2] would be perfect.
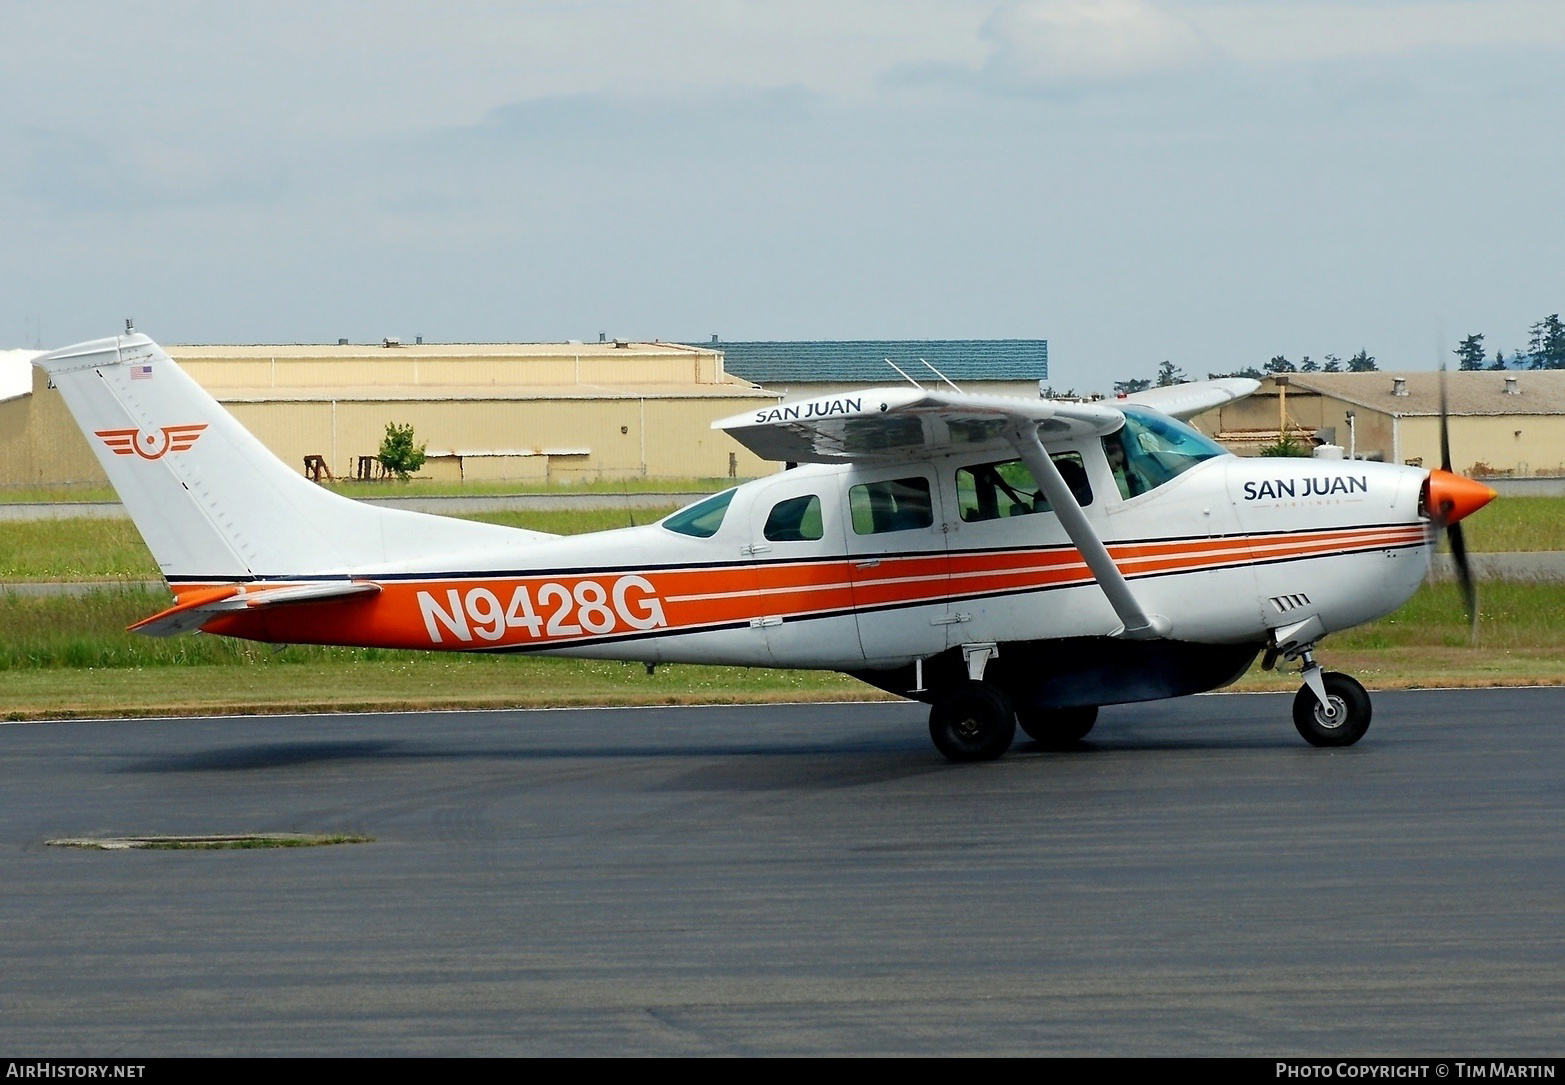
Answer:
[929, 681, 1016, 762]
[1016, 705, 1098, 750]
[1292, 671, 1372, 748]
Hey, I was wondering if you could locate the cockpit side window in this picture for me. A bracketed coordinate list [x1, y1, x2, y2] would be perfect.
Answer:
[955, 453, 1092, 523]
[661, 488, 736, 538]
[763, 494, 824, 542]
[848, 477, 933, 535]
[1103, 408, 1228, 499]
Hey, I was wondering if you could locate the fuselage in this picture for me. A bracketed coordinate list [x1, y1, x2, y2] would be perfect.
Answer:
[199, 440, 1434, 678]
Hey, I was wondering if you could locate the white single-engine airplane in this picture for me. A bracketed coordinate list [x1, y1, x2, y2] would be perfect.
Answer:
[34, 332, 1496, 760]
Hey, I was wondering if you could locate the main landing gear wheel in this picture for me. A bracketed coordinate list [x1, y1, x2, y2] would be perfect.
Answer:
[1292, 671, 1372, 748]
[929, 681, 1016, 762]
[1016, 705, 1097, 750]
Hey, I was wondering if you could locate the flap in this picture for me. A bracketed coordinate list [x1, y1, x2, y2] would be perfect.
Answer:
[713, 386, 1125, 465]
[130, 580, 381, 637]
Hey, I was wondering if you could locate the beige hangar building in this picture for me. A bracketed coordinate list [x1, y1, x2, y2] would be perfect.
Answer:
[1, 340, 785, 490]
[1190, 370, 1565, 476]
[0, 338, 1053, 491]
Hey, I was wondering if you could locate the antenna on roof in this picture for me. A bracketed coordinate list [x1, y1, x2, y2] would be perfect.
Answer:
[885, 358, 923, 389]
[920, 358, 962, 393]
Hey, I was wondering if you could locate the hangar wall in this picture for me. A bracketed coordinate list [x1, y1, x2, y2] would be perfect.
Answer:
[0, 342, 782, 489]
[0, 370, 105, 490]
[1190, 371, 1565, 475]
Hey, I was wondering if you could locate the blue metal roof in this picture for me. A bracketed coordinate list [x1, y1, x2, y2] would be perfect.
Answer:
[711, 340, 1047, 384]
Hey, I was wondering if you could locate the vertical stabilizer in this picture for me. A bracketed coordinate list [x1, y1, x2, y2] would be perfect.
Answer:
[34, 334, 548, 581]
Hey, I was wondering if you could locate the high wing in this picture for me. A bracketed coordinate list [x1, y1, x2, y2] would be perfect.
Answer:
[1120, 378, 1259, 421]
[713, 386, 1125, 466]
[713, 385, 1173, 640]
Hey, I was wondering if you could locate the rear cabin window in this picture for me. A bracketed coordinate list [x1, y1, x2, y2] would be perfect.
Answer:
[955, 453, 1092, 523]
[763, 494, 824, 542]
[848, 477, 933, 535]
[661, 488, 736, 538]
[1103, 409, 1228, 499]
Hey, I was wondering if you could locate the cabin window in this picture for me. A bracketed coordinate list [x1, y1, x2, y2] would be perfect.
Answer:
[848, 477, 933, 535]
[955, 453, 1092, 523]
[1103, 408, 1228, 499]
[763, 494, 824, 542]
[661, 488, 736, 538]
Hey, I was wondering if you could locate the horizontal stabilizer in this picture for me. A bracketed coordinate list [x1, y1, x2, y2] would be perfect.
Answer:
[131, 581, 382, 637]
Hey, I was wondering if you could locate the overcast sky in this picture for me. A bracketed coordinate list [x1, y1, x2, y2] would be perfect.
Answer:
[3, 1, 1562, 391]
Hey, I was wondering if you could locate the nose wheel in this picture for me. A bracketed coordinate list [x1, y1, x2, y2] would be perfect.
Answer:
[1292, 666, 1372, 747]
[929, 681, 1016, 762]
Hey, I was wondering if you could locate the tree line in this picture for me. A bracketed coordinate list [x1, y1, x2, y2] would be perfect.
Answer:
[1112, 351, 1377, 395]
[1453, 314, 1565, 371]
[1108, 312, 1565, 395]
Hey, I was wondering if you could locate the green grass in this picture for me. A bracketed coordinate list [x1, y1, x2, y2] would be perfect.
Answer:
[1436, 496, 1564, 552]
[0, 477, 738, 503]
[466, 506, 682, 534]
[327, 475, 741, 497]
[0, 507, 683, 582]
[0, 484, 119, 504]
[0, 519, 162, 581]
[0, 583, 1560, 719]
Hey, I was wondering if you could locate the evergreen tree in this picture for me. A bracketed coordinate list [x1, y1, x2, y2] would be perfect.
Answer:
[1454, 333, 1486, 371]
[1299, 355, 1319, 372]
[1155, 360, 1188, 387]
[1528, 314, 1565, 369]
[1264, 354, 1297, 374]
[1113, 377, 1153, 395]
[1347, 349, 1378, 372]
[1488, 348, 1507, 371]
[1322, 354, 1342, 373]
[1207, 367, 1265, 380]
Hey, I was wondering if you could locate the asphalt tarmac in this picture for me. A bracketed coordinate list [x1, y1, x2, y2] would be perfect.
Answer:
[1, 689, 1561, 1056]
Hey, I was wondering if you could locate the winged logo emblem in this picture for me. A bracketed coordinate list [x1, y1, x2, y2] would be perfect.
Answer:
[95, 424, 208, 461]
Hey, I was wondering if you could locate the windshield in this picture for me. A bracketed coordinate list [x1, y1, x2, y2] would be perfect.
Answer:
[661, 488, 737, 538]
[1103, 408, 1227, 499]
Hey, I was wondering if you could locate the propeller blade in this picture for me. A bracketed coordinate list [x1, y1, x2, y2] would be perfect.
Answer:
[1438, 359, 1453, 474]
[1447, 518, 1479, 644]
[1436, 358, 1478, 640]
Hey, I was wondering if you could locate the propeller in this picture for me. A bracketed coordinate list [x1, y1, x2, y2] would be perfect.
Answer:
[1435, 361, 1479, 642]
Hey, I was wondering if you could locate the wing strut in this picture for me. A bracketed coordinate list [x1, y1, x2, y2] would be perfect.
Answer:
[1007, 425, 1170, 640]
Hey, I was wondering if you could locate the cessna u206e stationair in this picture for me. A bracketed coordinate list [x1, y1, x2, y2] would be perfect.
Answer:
[34, 332, 1496, 761]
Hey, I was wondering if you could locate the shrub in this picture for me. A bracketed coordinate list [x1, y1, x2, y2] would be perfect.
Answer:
[377, 421, 427, 480]
[1259, 433, 1312, 458]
